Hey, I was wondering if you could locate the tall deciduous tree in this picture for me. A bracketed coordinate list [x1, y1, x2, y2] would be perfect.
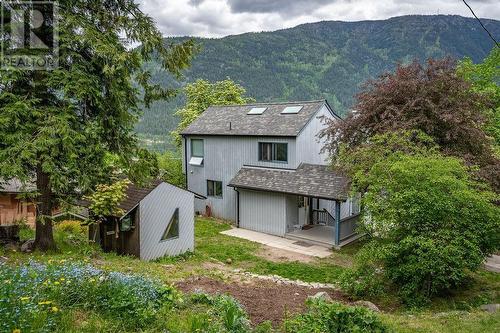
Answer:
[321, 58, 499, 191]
[0, 0, 196, 250]
[171, 79, 254, 147]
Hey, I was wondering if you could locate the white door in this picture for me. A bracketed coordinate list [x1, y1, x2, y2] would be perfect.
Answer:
[298, 196, 309, 226]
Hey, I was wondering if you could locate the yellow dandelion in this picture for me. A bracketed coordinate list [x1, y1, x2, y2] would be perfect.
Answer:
[20, 297, 30, 301]
[59, 277, 65, 281]
[59, 259, 66, 263]
[66, 280, 71, 284]
[38, 301, 52, 305]
[53, 281, 60, 285]
[51, 306, 59, 312]
[4, 280, 11, 284]
[12, 329, 21, 333]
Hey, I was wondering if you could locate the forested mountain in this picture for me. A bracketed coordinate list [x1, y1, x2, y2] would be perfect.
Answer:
[137, 15, 500, 143]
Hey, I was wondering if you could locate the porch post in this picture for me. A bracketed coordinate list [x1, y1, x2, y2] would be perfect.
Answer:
[334, 200, 341, 246]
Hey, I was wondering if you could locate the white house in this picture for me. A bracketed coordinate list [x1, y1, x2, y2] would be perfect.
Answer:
[181, 100, 360, 247]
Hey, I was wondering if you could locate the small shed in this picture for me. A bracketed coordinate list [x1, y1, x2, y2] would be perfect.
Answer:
[89, 179, 204, 261]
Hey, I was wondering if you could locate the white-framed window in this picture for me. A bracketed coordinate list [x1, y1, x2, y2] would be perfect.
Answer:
[189, 139, 204, 166]
[207, 180, 223, 198]
[258, 142, 287, 163]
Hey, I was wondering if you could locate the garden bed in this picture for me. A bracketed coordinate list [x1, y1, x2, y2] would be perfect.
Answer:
[176, 275, 349, 326]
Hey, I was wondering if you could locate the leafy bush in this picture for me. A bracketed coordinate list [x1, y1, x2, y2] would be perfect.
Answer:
[0, 261, 179, 332]
[283, 299, 389, 333]
[54, 220, 86, 235]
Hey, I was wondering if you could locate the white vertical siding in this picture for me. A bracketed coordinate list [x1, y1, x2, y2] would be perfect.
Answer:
[139, 182, 194, 261]
[239, 189, 286, 236]
[296, 104, 335, 166]
[186, 136, 296, 221]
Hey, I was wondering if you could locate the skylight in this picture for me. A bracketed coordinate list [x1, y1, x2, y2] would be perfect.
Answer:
[281, 106, 303, 114]
[248, 107, 267, 115]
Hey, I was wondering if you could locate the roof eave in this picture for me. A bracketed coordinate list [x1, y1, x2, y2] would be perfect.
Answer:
[227, 183, 348, 202]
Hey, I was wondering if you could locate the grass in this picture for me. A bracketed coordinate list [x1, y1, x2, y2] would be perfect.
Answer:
[381, 310, 500, 333]
[169, 217, 356, 284]
[2, 217, 500, 332]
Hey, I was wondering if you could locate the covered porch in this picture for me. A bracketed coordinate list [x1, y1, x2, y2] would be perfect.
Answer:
[228, 164, 361, 248]
[286, 213, 360, 248]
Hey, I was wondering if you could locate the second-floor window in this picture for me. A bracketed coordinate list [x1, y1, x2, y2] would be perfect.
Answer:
[189, 139, 204, 166]
[207, 180, 223, 198]
[258, 142, 287, 163]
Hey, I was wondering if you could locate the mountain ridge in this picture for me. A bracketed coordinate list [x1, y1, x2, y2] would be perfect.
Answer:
[138, 14, 500, 144]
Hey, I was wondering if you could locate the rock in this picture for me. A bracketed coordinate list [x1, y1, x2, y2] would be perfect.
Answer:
[225, 258, 232, 264]
[309, 291, 332, 302]
[480, 304, 500, 313]
[20, 239, 35, 253]
[353, 300, 380, 312]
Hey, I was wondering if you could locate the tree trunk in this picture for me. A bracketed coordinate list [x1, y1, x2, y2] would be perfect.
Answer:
[34, 165, 56, 251]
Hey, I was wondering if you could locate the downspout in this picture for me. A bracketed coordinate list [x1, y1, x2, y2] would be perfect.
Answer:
[183, 135, 188, 188]
[334, 200, 341, 246]
[233, 188, 240, 228]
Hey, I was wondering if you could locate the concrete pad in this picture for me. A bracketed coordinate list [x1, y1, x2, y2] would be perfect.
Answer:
[221, 228, 332, 258]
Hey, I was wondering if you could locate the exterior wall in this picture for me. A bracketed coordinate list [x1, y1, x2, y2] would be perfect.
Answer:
[0, 193, 36, 227]
[295, 104, 336, 166]
[139, 182, 194, 261]
[239, 189, 286, 236]
[186, 136, 297, 220]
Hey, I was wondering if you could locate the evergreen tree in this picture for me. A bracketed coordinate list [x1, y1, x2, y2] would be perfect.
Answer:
[0, 0, 196, 250]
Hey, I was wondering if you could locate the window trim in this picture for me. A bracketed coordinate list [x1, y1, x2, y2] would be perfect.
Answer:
[258, 142, 288, 163]
[207, 180, 223, 198]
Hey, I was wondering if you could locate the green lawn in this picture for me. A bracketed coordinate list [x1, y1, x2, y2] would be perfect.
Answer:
[2, 217, 499, 332]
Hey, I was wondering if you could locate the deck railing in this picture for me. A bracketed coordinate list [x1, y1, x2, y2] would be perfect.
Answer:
[311, 209, 335, 227]
[339, 213, 360, 242]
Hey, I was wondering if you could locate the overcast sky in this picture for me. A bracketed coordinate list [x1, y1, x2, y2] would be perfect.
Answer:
[138, 0, 500, 38]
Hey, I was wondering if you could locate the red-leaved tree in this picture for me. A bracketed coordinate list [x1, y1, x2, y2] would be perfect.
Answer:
[321, 58, 499, 191]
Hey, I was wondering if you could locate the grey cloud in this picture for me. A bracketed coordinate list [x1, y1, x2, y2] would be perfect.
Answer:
[228, 0, 336, 14]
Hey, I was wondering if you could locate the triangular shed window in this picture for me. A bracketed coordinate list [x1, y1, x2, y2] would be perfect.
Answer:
[161, 208, 179, 241]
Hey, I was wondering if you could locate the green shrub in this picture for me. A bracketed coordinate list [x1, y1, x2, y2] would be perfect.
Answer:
[338, 132, 500, 304]
[283, 299, 389, 333]
[190, 292, 250, 332]
[54, 220, 86, 235]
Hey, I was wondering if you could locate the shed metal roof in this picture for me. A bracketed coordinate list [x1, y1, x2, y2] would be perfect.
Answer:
[0, 178, 35, 193]
[228, 164, 350, 201]
[181, 100, 334, 137]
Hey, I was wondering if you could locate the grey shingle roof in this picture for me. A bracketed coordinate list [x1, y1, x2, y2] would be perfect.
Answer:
[181, 100, 331, 137]
[228, 164, 350, 201]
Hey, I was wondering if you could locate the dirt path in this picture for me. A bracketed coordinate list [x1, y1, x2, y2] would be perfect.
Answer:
[176, 276, 349, 326]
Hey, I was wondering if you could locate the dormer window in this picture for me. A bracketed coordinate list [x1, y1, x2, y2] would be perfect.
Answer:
[189, 139, 204, 166]
[248, 107, 267, 115]
[281, 105, 303, 114]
